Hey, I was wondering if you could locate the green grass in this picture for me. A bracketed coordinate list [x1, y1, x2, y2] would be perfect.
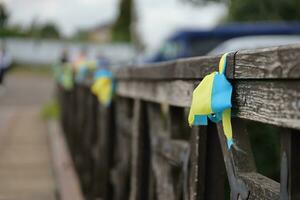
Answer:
[41, 100, 60, 120]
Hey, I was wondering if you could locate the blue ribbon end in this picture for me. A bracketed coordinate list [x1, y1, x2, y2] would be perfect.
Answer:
[227, 139, 233, 149]
[194, 115, 208, 126]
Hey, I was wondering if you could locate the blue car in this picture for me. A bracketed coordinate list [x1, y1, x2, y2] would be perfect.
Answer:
[148, 22, 300, 62]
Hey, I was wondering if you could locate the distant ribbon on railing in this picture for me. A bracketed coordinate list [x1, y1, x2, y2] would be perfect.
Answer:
[75, 60, 97, 83]
[91, 69, 114, 106]
[188, 53, 233, 149]
[57, 63, 74, 90]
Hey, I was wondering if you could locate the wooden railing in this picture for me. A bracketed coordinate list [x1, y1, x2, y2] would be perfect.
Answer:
[57, 44, 300, 200]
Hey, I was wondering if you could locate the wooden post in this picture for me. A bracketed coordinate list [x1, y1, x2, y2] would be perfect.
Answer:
[130, 99, 150, 200]
[281, 129, 300, 200]
[111, 97, 133, 200]
[189, 126, 207, 200]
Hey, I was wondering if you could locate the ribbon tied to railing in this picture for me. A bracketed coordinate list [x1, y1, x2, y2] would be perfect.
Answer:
[188, 53, 233, 149]
[75, 60, 97, 83]
[91, 69, 114, 106]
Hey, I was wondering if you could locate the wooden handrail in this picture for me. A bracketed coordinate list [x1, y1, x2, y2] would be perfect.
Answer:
[57, 44, 300, 200]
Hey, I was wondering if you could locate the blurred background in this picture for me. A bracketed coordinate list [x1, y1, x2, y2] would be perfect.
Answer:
[0, 0, 300, 198]
[1, 0, 300, 67]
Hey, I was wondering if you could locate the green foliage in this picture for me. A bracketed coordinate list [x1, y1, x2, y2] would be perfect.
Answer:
[0, 21, 61, 39]
[73, 29, 90, 41]
[227, 0, 300, 21]
[247, 121, 280, 181]
[0, 3, 9, 28]
[0, 26, 27, 37]
[38, 23, 61, 39]
[0, 3, 61, 40]
[112, 0, 132, 42]
[182, 0, 300, 21]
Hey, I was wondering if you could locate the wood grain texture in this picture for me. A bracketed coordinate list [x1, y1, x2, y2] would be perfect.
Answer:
[116, 54, 231, 80]
[130, 100, 150, 200]
[147, 104, 189, 200]
[239, 173, 279, 200]
[57, 44, 300, 200]
[117, 80, 300, 129]
[204, 123, 226, 200]
[230, 119, 256, 173]
[111, 97, 133, 200]
[281, 129, 300, 200]
[235, 45, 300, 79]
[116, 44, 300, 80]
[188, 127, 207, 200]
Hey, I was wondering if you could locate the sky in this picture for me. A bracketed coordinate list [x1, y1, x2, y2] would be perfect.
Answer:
[2, 0, 227, 50]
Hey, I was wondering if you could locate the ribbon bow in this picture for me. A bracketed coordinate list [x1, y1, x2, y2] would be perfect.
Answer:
[91, 69, 114, 106]
[75, 61, 98, 83]
[188, 53, 233, 148]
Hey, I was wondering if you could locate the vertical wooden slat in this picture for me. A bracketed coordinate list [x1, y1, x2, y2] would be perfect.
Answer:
[130, 99, 150, 200]
[92, 101, 115, 200]
[281, 129, 300, 200]
[229, 119, 256, 174]
[189, 126, 207, 200]
[82, 90, 98, 199]
[111, 97, 133, 200]
[147, 103, 174, 200]
[204, 123, 226, 200]
[147, 104, 191, 200]
[217, 119, 280, 200]
[216, 120, 250, 200]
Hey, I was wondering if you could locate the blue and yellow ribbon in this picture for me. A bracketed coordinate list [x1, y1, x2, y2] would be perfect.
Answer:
[75, 60, 98, 83]
[91, 69, 114, 106]
[188, 53, 233, 148]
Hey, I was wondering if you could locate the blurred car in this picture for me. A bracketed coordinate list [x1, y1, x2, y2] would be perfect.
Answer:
[208, 35, 300, 56]
[146, 22, 300, 63]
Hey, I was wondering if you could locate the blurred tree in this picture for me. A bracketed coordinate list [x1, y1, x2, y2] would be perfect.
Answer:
[27, 19, 40, 38]
[112, 0, 132, 42]
[0, 3, 9, 29]
[182, 0, 300, 21]
[227, 0, 300, 21]
[131, 0, 145, 50]
[39, 23, 61, 39]
[73, 29, 89, 41]
[0, 25, 27, 37]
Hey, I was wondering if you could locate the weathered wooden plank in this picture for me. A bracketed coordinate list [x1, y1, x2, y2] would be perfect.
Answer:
[151, 135, 190, 168]
[230, 119, 256, 173]
[81, 90, 98, 198]
[111, 97, 133, 200]
[216, 122, 250, 200]
[204, 123, 226, 200]
[73, 86, 91, 196]
[239, 173, 280, 200]
[116, 44, 300, 80]
[235, 45, 300, 79]
[216, 122, 279, 200]
[147, 104, 191, 200]
[281, 129, 300, 200]
[147, 103, 177, 200]
[117, 80, 300, 129]
[130, 100, 150, 200]
[116, 54, 234, 80]
[92, 103, 115, 200]
[189, 127, 207, 200]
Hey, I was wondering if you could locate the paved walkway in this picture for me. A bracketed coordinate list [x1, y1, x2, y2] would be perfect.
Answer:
[0, 73, 56, 200]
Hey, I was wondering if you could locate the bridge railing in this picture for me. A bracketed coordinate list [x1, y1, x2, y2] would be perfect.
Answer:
[57, 44, 300, 200]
